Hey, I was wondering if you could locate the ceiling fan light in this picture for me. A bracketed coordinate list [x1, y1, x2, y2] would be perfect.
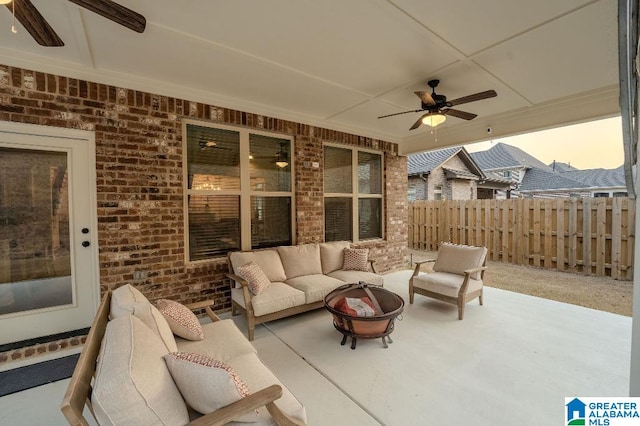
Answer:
[0, 0, 12, 4]
[422, 113, 446, 127]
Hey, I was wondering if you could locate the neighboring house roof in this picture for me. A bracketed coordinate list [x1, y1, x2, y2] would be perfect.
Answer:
[408, 146, 484, 177]
[407, 146, 461, 175]
[442, 167, 479, 180]
[560, 166, 626, 188]
[470, 142, 552, 171]
[549, 161, 578, 172]
[519, 165, 625, 192]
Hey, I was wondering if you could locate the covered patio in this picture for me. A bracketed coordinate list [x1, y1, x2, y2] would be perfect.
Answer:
[0, 269, 631, 425]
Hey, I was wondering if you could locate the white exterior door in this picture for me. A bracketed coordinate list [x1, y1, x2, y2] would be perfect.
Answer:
[0, 122, 99, 345]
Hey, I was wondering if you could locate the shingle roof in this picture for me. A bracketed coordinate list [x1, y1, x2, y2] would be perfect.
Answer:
[519, 166, 625, 191]
[548, 161, 578, 172]
[470, 143, 552, 171]
[560, 166, 625, 187]
[407, 146, 462, 175]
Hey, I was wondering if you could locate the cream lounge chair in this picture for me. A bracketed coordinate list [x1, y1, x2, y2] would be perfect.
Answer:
[409, 243, 488, 320]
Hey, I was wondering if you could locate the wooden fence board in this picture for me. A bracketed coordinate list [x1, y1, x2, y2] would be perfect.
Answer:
[408, 198, 634, 280]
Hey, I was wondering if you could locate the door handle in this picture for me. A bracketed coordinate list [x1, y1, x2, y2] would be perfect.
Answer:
[82, 241, 90, 247]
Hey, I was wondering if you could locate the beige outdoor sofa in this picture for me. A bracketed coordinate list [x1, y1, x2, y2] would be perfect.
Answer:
[61, 284, 307, 425]
[227, 241, 384, 341]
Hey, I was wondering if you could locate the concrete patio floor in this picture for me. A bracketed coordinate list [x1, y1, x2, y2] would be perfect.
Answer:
[0, 269, 632, 425]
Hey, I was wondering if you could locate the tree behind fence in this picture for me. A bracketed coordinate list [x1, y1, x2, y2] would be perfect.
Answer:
[408, 198, 635, 280]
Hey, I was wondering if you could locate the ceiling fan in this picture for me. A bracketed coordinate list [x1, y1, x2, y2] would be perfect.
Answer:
[378, 79, 497, 130]
[2, 0, 146, 47]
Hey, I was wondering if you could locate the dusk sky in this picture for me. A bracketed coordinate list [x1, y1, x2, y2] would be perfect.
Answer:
[464, 116, 624, 170]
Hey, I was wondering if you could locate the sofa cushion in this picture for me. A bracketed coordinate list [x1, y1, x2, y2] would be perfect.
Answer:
[164, 352, 257, 423]
[433, 243, 487, 280]
[319, 241, 351, 274]
[237, 261, 271, 295]
[343, 248, 369, 271]
[327, 270, 384, 287]
[92, 315, 189, 426]
[226, 352, 307, 425]
[231, 282, 305, 317]
[176, 319, 256, 362]
[285, 274, 344, 304]
[229, 250, 287, 282]
[413, 271, 483, 298]
[131, 302, 178, 353]
[277, 244, 322, 279]
[157, 299, 205, 341]
[110, 284, 149, 318]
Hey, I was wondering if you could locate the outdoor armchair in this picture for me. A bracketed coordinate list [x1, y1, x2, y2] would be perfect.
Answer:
[409, 243, 488, 320]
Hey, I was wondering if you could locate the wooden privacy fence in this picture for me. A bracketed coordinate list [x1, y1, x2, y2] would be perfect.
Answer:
[409, 198, 636, 280]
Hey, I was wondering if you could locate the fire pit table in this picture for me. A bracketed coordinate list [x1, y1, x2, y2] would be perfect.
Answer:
[324, 282, 404, 349]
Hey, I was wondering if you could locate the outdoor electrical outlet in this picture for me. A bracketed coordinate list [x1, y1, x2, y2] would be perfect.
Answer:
[133, 271, 147, 280]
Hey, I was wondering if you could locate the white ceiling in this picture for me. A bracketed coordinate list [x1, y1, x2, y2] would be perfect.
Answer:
[0, 0, 620, 155]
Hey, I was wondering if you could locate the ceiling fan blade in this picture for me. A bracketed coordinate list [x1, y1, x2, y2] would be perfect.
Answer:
[410, 113, 430, 130]
[447, 90, 497, 107]
[378, 109, 423, 119]
[68, 0, 146, 33]
[443, 108, 477, 121]
[5, 0, 64, 46]
[414, 91, 436, 105]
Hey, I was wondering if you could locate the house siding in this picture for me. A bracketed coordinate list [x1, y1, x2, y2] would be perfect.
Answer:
[0, 64, 407, 363]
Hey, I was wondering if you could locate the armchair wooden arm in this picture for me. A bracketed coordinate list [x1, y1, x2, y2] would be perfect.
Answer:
[184, 300, 220, 322]
[368, 259, 378, 274]
[187, 384, 304, 426]
[411, 259, 436, 277]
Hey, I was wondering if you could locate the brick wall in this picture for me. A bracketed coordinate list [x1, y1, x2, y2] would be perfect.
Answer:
[0, 64, 408, 363]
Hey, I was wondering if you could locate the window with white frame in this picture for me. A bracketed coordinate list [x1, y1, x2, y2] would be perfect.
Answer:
[323, 145, 383, 242]
[434, 185, 443, 200]
[184, 121, 294, 261]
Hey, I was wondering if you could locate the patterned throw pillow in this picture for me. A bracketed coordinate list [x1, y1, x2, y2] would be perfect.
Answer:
[156, 299, 204, 341]
[236, 261, 271, 295]
[343, 248, 369, 272]
[163, 352, 257, 422]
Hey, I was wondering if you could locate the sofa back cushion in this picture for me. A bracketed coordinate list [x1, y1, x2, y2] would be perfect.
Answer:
[92, 315, 189, 426]
[433, 243, 487, 280]
[131, 302, 178, 353]
[320, 241, 351, 274]
[110, 284, 149, 318]
[277, 244, 322, 279]
[229, 250, 287, 282]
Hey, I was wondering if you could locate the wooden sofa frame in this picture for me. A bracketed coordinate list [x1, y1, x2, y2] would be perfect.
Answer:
[227, 252, 378, 341]
[409, 258, 487, 320]
[61, 291, 305, 426]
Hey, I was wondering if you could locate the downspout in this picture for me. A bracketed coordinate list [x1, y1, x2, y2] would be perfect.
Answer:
[619, 0, 640, 396]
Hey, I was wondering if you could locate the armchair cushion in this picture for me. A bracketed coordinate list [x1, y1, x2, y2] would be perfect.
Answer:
[157, 299, 205, 341]
[237, 261, 271, 295]
[277, 244, 323, 279]
[413, 272, 483, 298]
[319, 241, 351, 274]
[164, 352, 257, 423]
[433, 243, 487, 280]
[92, 315, 189, 426]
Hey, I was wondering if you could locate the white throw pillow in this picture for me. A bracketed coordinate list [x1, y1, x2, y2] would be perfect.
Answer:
[156, 299, 204, 341]
[164, 352, 257, 423]
[131, 302, 178, 353]
[237, 261, 271, 295]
